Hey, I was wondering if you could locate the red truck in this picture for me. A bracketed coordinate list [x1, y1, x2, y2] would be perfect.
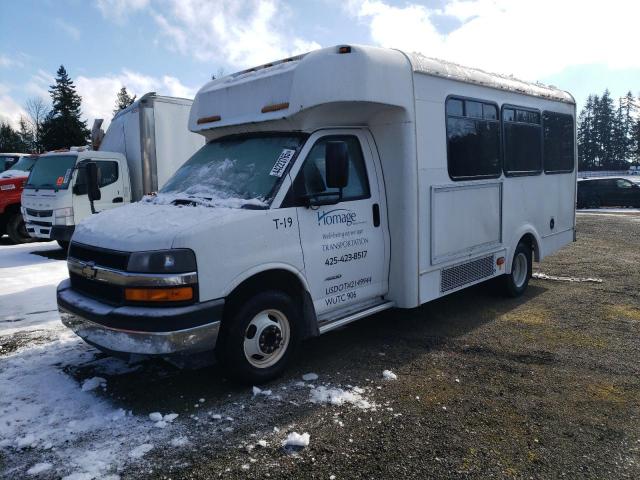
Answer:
[0, 155, 38, 243]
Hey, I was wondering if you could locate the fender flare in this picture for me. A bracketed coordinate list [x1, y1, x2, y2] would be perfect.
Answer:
[222, 262, 311, 297]
[506, 225, 542, 272]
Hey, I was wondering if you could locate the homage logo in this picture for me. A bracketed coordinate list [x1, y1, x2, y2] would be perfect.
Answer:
[317, 209, 359, 227]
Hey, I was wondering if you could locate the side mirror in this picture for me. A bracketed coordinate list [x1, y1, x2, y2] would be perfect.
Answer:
[86, 162, 101, 202]
[325, 141, 349, 189]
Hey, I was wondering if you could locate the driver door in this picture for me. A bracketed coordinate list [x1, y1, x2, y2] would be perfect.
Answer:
[285, 130, 388, 319]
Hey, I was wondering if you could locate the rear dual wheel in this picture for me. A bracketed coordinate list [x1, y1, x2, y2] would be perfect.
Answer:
[216, 290, 300, 384]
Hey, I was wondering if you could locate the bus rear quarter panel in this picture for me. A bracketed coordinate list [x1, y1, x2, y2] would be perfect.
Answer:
[411, 73, 576, 305]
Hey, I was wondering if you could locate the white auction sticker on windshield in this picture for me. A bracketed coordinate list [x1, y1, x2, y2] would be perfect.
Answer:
[62, 168, 72, 184]
[269, 149, 296, 177]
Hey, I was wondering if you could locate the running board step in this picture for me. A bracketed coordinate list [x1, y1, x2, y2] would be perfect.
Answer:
[318, 301, 395, 334]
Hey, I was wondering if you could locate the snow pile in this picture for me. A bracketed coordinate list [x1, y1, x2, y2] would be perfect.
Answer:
[309, 385, 373, 410]
[532, 272, 603, 283]
[302, 372, 318, 382]
[26, 463, 52, 475]
[282, 432, 310, 448]
[129, 443, 154, 459]
[382, 370, 398, 381]
[81, 376, 107, 391]
[149, 412, 179, 428]
[252, 386, 273, 397]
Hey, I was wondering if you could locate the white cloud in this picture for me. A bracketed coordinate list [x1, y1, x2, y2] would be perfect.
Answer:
[55, 18, 81, 40]
[74, 70, 197, 127]
[350, 0, 640, 81]
[0, 84, 28, 128]
[96, 0, 150, 23]
[151, 0, 321, 68]
[0, 54, 24, 69]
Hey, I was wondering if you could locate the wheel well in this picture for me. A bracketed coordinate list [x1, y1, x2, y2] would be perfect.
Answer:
[518, 233, 540, 262]
[223, 269, 317, 339]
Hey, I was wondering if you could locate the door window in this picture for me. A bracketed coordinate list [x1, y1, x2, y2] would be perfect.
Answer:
[289, 135, 370, 205]
[616, 179, 633, 189]
[76, 160, 119, 188]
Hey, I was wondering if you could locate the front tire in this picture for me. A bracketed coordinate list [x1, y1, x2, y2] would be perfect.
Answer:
[502, 242, 532, 297]
[216, 290, 300, 384]
[6, 213, 33, 244]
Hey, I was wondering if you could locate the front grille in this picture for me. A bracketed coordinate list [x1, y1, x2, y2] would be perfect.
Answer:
[26, 208, 52, 217]
[441, 255, 496, 293]
[70, 272, 124, 305]
[69, 242, 130, 270]
[30, 220, 52, 227]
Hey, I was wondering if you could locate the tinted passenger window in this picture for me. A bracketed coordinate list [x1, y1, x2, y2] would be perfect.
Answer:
[543, 112, 574, 173]
[616, 179, 633, 189]
[446, 98, 501, 180]
[293, 136, 370, 203]
[503, 106, 542, 175]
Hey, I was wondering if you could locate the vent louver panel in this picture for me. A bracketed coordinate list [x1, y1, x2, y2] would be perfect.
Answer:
[441, 255, 495, 293]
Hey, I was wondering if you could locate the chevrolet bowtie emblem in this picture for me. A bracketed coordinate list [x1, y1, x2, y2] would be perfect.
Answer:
[81, 263, 98, 280]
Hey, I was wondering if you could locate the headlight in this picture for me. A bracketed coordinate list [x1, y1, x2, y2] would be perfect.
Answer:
[127, 249, 197, 273]
[53, 207, 74, 226]
[53, 207, 74, 218]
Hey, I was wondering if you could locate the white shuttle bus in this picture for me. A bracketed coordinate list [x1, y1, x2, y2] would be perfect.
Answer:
[58, 45, 577, 383]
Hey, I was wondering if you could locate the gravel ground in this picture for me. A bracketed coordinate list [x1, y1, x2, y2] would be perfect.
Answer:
[2, 213, 640, 479]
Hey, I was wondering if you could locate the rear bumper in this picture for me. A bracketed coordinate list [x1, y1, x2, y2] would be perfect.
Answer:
[57, 279, 224, 355]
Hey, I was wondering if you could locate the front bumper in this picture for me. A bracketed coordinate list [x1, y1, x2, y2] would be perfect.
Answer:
[57, 279, 224, 355]
[51, 225, 75, 242]
[25, 221, 53, 239]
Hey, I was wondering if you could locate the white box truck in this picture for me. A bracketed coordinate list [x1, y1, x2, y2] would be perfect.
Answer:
[21, 93, 204, 248]
[57, 45, 577, 383]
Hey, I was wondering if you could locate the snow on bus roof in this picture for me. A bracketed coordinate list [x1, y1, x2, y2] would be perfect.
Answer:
[407, 52, 575, 104]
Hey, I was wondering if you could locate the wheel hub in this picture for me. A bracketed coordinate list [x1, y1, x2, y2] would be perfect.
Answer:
[258, 325, 282, 354]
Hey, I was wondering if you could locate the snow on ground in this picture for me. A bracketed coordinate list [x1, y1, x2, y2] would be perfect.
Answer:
[0, 240, 381, 478]
[0, 242, 68, 333]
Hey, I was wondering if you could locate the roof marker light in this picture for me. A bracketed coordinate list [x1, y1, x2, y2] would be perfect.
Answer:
[338, 46, 351, 54]
[261, 102, 289, 114]
[197, 115, 221, 125]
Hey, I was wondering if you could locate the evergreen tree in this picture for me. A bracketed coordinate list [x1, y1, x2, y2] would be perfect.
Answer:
[18, 118, 34, 152]
[113, 86, 136, 115]
[578, 95, 597, 170]
[593, 90, 615, 169]
[40, 65, 89, 151]
[0, 121, 28, 152]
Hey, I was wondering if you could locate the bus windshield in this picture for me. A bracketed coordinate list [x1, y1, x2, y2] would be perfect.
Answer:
[158, 134, 305, 208]
[25, 155, 77, 190]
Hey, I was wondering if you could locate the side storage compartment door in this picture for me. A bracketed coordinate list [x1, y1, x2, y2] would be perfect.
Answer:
[287, 130, 388, 318]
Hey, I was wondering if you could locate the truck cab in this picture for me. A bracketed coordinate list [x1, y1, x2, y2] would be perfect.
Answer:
[0, 154, 39, 243]
[22, 150, 129, 247]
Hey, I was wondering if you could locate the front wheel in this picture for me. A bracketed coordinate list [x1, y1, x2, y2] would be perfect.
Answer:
[6, 213, 34, 244]
[216, 290, 300, 384]
[502, 242, 532, 297]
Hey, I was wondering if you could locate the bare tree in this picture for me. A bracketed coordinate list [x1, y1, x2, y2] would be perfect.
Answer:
[24, 97, 50, 153]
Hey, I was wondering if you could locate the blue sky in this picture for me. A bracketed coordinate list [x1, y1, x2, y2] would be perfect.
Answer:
[1, 0, 638, 128]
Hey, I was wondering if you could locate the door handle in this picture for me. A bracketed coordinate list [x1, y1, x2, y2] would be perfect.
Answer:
[372, 203, 380, 227]
[112, 197, 123, 203]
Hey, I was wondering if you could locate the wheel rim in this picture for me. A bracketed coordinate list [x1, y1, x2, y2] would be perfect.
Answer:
[243, 309, 290, 369]
[512, 252, 528, 289]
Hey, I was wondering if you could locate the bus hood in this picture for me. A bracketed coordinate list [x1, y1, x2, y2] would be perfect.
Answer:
[72, 201, 254, 252]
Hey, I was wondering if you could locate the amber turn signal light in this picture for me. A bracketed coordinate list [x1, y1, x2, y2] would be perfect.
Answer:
[125, 286, 193, 302]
